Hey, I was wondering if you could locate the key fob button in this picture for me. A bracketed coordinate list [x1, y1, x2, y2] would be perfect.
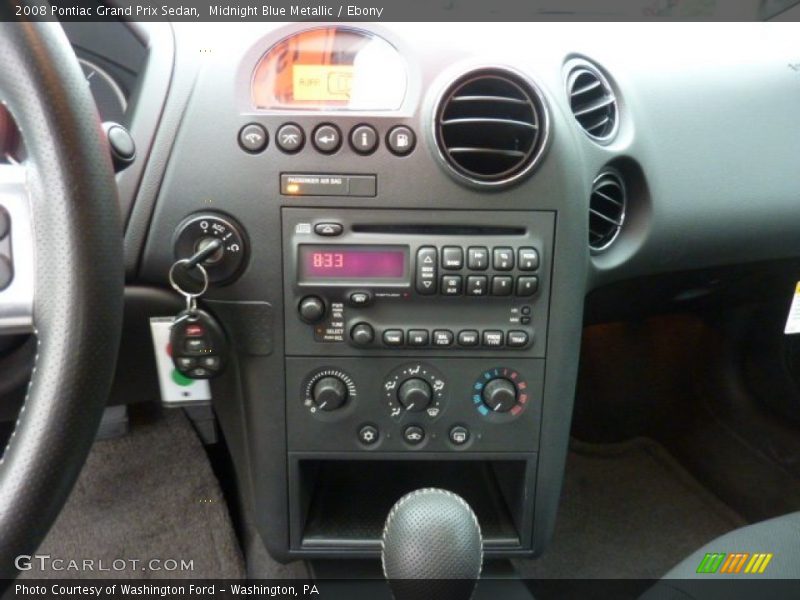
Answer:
[169, 308, 228, 379]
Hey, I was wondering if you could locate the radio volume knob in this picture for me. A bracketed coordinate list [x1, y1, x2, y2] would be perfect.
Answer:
[397, 378, 433, 412]
[312, 376, 348, 411]
[299, 296, 326, 323]
[482, 378, 517, 413]
[350, 322, 375, 346]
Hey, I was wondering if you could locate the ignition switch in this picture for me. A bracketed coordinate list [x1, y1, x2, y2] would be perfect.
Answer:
[173, 212, 247, 284]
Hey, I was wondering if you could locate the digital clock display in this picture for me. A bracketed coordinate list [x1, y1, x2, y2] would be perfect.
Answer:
[299, 246, 407, 281]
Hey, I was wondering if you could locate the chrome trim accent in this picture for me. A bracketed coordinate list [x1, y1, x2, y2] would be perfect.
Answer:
[430, 65, 551, 189]
[565, 59, 619, 144]
[78, 57, 128, 117]
[589, 168, 627, 254]
[0, 164, 33, 334]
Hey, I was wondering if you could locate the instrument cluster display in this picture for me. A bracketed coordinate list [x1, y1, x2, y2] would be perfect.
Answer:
[252, 27, 407, 110]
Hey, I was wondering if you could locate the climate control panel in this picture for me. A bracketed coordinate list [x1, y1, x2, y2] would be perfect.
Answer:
[286, 357, 544, 453]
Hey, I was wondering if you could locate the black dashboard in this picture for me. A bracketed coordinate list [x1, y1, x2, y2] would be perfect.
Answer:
[4, 20, 800, 564]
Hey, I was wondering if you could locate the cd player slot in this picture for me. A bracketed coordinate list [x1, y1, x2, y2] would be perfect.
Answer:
[351, 224, 526, 236]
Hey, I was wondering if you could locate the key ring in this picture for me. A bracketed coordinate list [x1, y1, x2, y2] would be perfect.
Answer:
[169, 259, 209, 311]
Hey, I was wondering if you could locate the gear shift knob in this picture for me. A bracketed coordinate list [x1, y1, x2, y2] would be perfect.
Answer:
[381, 488, 483, 600]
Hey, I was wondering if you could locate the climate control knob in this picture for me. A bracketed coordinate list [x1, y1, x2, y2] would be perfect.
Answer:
[472, 367, 530, 418]
[481, 378, 517, 413]
[397, 378, 433, 412]
[312, 376, 348, 411]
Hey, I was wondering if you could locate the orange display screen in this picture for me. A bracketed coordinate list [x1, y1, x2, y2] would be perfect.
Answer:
[252, 28, 406, 110]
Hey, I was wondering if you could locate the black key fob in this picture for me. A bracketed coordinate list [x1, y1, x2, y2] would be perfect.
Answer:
[169, 308, 227, 379]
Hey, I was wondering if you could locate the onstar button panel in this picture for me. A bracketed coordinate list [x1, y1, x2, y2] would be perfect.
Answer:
[281, 174, 376, 197]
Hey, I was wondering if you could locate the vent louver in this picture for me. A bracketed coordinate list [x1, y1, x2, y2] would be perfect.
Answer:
[567, 64, 617, 141]
[589, 170, 626, 252]
[435, 69, 547, 186]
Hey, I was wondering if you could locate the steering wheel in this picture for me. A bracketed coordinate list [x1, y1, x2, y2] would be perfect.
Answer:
[0, 19, 123, 578]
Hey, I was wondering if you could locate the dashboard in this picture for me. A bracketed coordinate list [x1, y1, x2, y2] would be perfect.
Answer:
[4, 20, 800, 565]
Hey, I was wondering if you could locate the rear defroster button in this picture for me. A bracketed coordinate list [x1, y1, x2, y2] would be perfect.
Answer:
[450, 426, 470, 446]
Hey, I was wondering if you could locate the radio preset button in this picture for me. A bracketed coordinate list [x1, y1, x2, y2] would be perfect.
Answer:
[313, 123, 342, 154]
[407, 329, 429, 346]
[519, 247, 539, 271]
[482, 330, 504, 348]
[383, 329, 404, 347]
[441, 246, 464, 270]
[350, 124, 379, 154]
[416, 247, 438, 295]
[351, 322, 375, 346]
[493, 247, 514, 271]
[517, 276, 539, 297]
[491, 276, 513, 296]
[507, 330, 530, 347]
[349, 291, 372, 307]
[442, 275, 463, 296]
[466, 275, 488, 296]
[458, 330, 479, 346]
[467, 247, 489, 270]
[314, 222, 343, 236]
[433, 330, 454, 346]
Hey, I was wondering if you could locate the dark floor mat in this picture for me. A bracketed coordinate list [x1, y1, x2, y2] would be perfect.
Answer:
[515, 438, 746, 579]
[21, 410, 245, 579]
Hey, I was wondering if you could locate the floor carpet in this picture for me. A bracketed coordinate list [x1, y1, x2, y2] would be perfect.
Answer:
[20, 409, 245, 579]
[515, 438, 746, 579]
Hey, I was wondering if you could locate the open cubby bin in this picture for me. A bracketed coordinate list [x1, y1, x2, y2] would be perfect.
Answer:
[290, 456, 536, 554]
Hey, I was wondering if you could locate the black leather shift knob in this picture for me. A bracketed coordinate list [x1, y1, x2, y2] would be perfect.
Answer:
[381, 488, 483, 600]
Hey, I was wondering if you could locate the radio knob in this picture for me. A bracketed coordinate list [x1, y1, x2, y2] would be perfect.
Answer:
[312, 376, 348, 411]
[299, 296, 326, 323]
[482, 378, 517, 413]
[397, 378, 433, 412]
[350, 322, 375, 346]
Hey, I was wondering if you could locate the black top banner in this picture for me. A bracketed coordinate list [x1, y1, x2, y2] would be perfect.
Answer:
[1, 0, 799, 22]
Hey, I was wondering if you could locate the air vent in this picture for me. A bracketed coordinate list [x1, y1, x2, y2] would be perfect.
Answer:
[589, 170, 626, 252]
[435, 69, 547, 186]
[567, 63, 617, 141]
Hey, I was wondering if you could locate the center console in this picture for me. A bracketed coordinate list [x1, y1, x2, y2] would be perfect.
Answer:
[139, 22, 587, 564]
[282, 208, 553, 552]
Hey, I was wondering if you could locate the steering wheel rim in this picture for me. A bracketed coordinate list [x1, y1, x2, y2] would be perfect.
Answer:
[0, 18, 123, 578]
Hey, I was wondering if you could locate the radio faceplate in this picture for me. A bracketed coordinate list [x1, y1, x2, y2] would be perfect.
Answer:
[282, 208, 554, 358]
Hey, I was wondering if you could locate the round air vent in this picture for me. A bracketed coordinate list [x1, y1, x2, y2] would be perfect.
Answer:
[567, 62, 617, 141]
[589, 169, 626, 252]
[434, 68, 548, 186]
